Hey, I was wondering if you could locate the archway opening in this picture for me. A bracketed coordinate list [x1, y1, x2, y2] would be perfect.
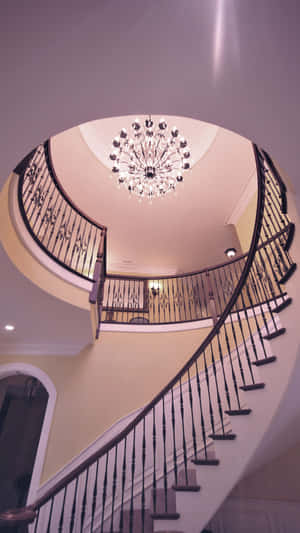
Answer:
[0, 375, 48, 513]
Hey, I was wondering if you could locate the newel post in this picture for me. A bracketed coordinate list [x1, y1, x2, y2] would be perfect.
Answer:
[89, 228, 107, 338]
[0, 506, 37, 531]
[205, 270, 218, 325]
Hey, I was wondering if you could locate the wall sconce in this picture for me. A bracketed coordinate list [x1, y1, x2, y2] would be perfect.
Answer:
[149, 280, 160, 297]
[225, 247, 236, 258]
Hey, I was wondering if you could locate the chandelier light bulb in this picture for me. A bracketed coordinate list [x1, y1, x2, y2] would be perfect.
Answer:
[109, 116, 192, 200]
[132, 119, 141, 130]
[113, 137, 120, 148]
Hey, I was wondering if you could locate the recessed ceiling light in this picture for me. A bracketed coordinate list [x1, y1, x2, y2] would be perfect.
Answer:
[225, 248, 237, 258]
[4, 324, 15, 331]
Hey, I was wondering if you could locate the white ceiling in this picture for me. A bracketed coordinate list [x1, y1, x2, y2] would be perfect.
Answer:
[51, 118, 255, 274]
[79, 116, 218, 170]
[0, 245, 92, 356]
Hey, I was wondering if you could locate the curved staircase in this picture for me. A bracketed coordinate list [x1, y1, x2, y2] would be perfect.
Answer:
[0, 144, 298, 532]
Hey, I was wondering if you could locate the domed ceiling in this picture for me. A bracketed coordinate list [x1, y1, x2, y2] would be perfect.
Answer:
[51, 116, 256, 275]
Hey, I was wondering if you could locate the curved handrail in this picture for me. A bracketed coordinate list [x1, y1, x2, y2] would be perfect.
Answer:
[101, 227, 290, 326]
[1, 145, 295, 530]
[16, 141, 107, 281]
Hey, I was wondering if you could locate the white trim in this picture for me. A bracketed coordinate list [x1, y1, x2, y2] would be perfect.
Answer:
[101, 317, 214, 332]
[0, 343, 85, 356]
[0, 363, 57, 504]
[8, 173, 92, 293]
[225, 170, 257, 225]
[100, 298, 282, 332]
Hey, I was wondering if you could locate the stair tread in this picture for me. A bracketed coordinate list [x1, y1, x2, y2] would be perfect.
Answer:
[273, 297, 292, 313]
[263, 328, 286, 340]
[240, 383, 265, 391]
[252, 356, 277, 366]
[209, 433, 236, 440]
[192, 458, 220, 466]
[151, 513, 180, 520]
[283, 222, 295, 251]
[173, 484, 201, 492]
[279, 263, 297, 284]
[225, 409, 252, 415]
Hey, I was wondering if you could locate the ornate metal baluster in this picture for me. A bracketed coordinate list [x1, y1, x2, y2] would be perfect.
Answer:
[195, 359, 208, 459]
[179, 377, 188, 484]
[187, 368, 198, 459]
[141, 418, 146, 533]
[80, 469, 89, 532]
[170, 387, 178, 485]
[162, 395, 168, 510]
[58, 486, 67, 533]
[203, 348, 215, 435]
[152, 407, 157, 513]
[47, 496, 55, 533]
[119, 437, 127, 533]
[70, 477, 79, 533]
[110, 444, 118, 533]
[100, 453, 109, 533]
[129, 427, 136, 533]
[90, 459, 99, 533]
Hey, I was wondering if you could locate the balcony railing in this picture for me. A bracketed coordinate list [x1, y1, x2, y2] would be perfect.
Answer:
[16, 141, 107, 281]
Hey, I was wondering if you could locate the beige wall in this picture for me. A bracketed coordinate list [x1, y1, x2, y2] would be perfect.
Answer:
[0, 327, 211, 483]
[231, 440, 300, 502]
[235, 192, 258, 253]
[0, 310, 266, 484]
[0, 174, 89, 310]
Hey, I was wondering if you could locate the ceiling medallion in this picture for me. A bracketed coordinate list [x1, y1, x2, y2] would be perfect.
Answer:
[109, 116, 191, 200]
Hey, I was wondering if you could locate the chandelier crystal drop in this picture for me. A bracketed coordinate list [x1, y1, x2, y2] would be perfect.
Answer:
[109, 116, 191, 199]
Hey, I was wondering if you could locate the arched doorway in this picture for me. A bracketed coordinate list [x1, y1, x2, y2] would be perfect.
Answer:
[0, 374, 48, 513]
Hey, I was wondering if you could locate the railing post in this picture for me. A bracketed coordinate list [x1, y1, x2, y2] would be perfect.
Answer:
[205, 270, 218, 325]
[0, 506, 36, 530]
[89, 228, 107, 338]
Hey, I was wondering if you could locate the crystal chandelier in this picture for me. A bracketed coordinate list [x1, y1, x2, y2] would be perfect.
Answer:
[109, 116, 191, 199]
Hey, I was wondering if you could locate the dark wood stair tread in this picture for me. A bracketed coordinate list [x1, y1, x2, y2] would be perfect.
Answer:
[240, 383, 265, 391]
[225, 409, 252, 416]
[252, 356, 277, 366]
[192, 458, 220, 466]
[273, 298, 292, 313]
[283, 222, 295, 251]
[209, 433, 236, 440]
[263, 328, 286, 340]
[279, 263, 297, 284]
[151, 513, 180, 520]
[173, 484, 201, 492]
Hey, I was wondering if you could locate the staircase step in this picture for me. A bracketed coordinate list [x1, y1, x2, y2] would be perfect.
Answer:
[273, 297, 292, 313]
[225, 409, 252, 416]
[121, 509, 152, 533]
[151, 513, 180, 520]
[279, 263, 297, 284]
[252, 356, 277, 366]
[173, 484, 201, 492]
[152, 488, 177, 515]
[283, 222, 295, 251]
[263, 328, 286, 340]
[209, 433, 236, 440]
[192, 458, 220, 466]
[240, 383, 265, 391]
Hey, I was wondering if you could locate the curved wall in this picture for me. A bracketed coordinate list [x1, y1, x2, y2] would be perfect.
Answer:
[0, 174, 90, 311]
